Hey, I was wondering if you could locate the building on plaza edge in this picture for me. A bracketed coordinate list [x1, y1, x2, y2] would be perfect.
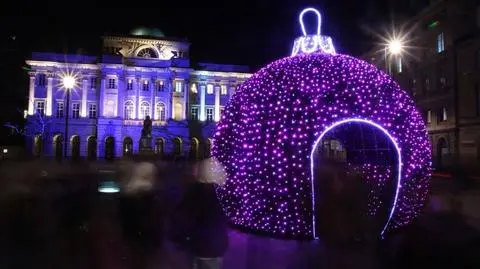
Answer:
[25, 28, 251, 160]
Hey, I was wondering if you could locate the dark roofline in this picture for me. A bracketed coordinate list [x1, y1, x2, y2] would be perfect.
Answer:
[30, 52, 98, 64]
[196, 62, 250, 73]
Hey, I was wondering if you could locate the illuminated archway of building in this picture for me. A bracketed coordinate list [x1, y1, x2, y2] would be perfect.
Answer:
[189, 137, 200, 160]
[71, 135, 81, 160]
[53, 134, 63, 161]
[173, 137, 182, 156]
[105, 136, 115, 160]
[87, 136, 97, 160]
[123, 137, 133, 156]
[33, 134, 43, 157]
[155, 138, 165, 157]
[310, 119, 400, 238]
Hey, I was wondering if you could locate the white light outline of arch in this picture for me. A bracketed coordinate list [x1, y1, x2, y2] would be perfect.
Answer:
[299, 7, 322, 36]
[309, 118, 402, 238]
[134, 44, 161, 59]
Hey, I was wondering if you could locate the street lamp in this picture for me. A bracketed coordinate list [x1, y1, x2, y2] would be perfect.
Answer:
[385, 39, 403, 75]
[62, 75, 75, 159]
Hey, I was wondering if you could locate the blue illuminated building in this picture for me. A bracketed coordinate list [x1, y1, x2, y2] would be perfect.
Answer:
[26, 28, 251, 160]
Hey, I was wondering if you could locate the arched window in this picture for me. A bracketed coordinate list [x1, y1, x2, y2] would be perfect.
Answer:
[155, 103, 166, 121]
[140, 101, 150, 120]
[124, 101, 134, 119]
[137, 47, 158, 58]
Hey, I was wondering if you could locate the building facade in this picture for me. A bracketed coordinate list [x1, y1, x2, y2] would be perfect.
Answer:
[26, 29, 251, 160]
[363, 0, 480, 172]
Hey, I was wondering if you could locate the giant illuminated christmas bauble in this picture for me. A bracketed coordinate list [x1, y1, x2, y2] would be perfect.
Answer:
[213, 8, 431, 239]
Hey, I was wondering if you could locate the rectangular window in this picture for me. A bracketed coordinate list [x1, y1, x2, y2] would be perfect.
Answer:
[142, 80, 149, 91]
[397, 57, 402, 73]
[107, 78, 116, 89]
[88, 103, 97, 119]
[37, 74, 46, 86]
[175, 81, 183, 92]
[36, 100, 45, 116]
[438, 107, 447, 122]
[191, 83, 198, 93]
[221, 85, 228, 95]
[191, 107, 199, 120]
[56, 102, 64, 118]
[157, 80, 165, 91]
[207, 84, 214, 94]
[425, 77, 430, 92]
[72, 103, 80, 119]
[440, 77, 447, 89]
[437, 32, 445, 53]
[91, 77, 97, 89]
[127, 79, 133, 90]
[427, 110, 432, 123]
[206, 107, 214, 121]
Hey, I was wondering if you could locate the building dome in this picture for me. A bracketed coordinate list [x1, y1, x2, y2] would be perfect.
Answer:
[130, 27, 165, 38]
[213, 52, 432, 239]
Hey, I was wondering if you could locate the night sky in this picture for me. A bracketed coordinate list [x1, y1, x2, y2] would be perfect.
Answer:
[0, 0, 404, 142]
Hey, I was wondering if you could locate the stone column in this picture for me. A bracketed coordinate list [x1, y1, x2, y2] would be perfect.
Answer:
[199, 83, 206, 121]
[150, 78, 155, 120]
[46, 75, 53, 116]
[136, 77, 141, 119]
[183, 80, 188, 120]
[214, 85, 221, 122]
[99, 77, 105, 117]
[28, 73, 35, 115]
[170, 79, 175, 120]
[81, 78, 88, 117]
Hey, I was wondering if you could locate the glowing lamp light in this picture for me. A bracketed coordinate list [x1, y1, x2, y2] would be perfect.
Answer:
[213, 7, 431, 239]
[388, 39, 403, 55]
[98, 180, 120, 193]
[2, 148, 7, 154]
[63, 76, 76, 90]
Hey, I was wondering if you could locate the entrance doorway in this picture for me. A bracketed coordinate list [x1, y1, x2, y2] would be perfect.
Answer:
[123, 137, 133, 156]
[71, 135, 80, 160]
[87, 136, 97, 160]
[105, 136, 115, 160]
[53, 134, 63, 161]
[311, 119, 401, 238]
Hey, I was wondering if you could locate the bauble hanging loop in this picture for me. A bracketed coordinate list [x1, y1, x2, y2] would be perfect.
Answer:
[291, 7, 336, 56]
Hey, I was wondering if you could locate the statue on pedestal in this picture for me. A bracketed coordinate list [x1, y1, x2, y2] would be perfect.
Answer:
[139, 116, 153, 154]
[141, 116, 152, 138]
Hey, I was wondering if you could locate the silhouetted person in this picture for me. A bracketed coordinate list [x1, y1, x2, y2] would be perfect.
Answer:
[119, 161, 163, 269]
[173, 162, 229, 269]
